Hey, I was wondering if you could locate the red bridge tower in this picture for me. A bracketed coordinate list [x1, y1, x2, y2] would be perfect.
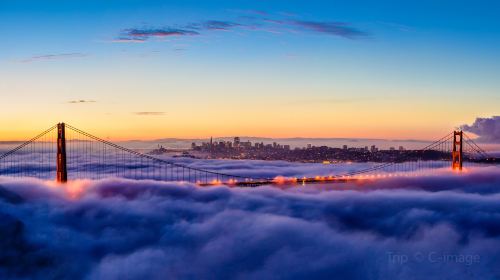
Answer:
[452, 130, 463, 171]
[56, 122, 68, 183]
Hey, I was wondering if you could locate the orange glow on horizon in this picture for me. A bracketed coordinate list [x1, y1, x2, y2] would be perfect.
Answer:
[0, 114, 472, 142]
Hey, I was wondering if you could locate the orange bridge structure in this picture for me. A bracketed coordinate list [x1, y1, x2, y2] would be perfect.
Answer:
[0, 123, 496, 187]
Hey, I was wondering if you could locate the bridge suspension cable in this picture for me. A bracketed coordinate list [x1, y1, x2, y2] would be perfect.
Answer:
[463, 132, 490, 159]
[333, 132, 455, 178]
[0, 124, 58, 179]
[64, 123, 271, 184]
[0, 125, 57, 161]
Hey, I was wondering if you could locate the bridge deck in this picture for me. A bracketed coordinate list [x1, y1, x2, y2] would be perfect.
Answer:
[199, 177, 363, 187]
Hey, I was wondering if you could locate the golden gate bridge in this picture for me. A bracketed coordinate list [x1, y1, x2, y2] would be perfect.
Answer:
[0, 123, 496, 187]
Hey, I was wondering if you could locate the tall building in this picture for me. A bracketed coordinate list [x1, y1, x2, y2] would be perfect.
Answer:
[234, 137, 240, 147]
[210, 137, 213, 156]
[241, 141, 252, 148]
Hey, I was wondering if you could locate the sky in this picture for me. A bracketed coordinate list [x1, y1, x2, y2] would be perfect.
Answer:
[1, 0, 499, 141]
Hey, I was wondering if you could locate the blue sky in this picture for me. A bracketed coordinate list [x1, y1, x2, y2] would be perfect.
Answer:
[1, 0, 499, 140]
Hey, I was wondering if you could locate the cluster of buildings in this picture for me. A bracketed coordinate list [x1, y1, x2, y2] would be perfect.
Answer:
[190, 137, 447, 163]
[193, 137, 291, 152]
[340, 145, 406, 153]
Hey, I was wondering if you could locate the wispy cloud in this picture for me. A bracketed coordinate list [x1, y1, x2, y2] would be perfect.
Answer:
[202, 20, 241, 30]
[115, 13, 369, 43]
[290, 20, 368, 39]
[134, 112, 166, 116]
[117, 20, 242, 42]
[287, 97, 365, 105]
[68, 99, 96, 104]
[21, 53, 87, 63]
[118, 27, 200, 42]
[112, 38, 148, 43]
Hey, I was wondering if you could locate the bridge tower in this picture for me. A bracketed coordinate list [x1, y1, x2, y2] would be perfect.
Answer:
[452, 130, 463, 171]
[56, 122, 68, 183]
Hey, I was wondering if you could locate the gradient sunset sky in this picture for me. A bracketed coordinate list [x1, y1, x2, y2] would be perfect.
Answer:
[1, 0, 499, 140]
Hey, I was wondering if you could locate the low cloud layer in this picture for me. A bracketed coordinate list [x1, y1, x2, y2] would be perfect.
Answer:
[0, 167, 499, 279]
[462, 116, 500, 143]
[0, 147, 454, 182]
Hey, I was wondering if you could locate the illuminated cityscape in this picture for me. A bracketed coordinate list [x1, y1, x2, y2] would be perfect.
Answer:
[189, 137, 450, 163]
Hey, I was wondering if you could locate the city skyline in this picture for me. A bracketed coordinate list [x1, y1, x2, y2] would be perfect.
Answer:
[1, 0, 499, 140]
